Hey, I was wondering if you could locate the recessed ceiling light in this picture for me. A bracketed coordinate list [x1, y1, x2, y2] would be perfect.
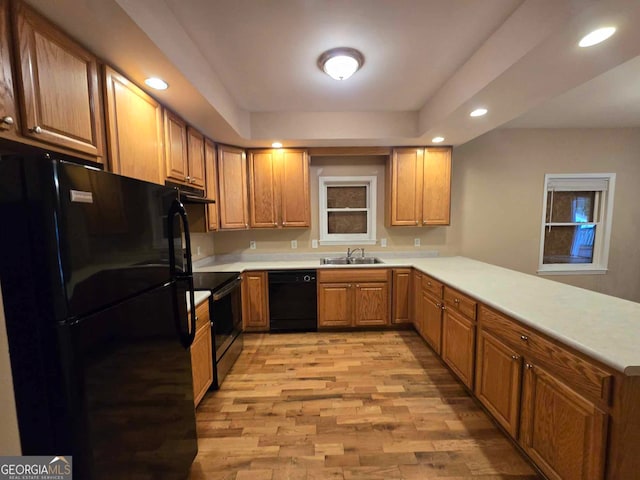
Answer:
[432, 136, 445, 143]
[318, 47, 365, 81]
[144, 77, 168, 90]
[579, 27, 616, 47]
[470, 108, 488, 117]
[272, 142, 283, 148]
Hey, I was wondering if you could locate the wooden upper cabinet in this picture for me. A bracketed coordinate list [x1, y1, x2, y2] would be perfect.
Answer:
[247, 148, 310, 228]
[204, 138, 219, 231]
[387, 146, 452, 226]
[0, 0, 18, 141]
[187, 127, 205, 188]
[13, 1, 104, 158]
[164, 110, 188, 183]
[387, 147, 423, 226]
[423, 147, 451, 225]
[280, 149, 310, 227]
[248, 150, 278, 228]
[217, 144, 249, 230]
[103, 67, 164, 184]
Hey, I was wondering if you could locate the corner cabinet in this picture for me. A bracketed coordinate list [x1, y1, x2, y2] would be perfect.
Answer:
[103, 67, 164, 184]
[13, 1, 104, 159]
[217, 144, 249, 230]
[247, 148, 310, 228]
[387, 147, 451, 226]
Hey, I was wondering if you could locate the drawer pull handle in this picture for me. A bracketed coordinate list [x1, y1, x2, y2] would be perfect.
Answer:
[511, 355, 520, 360]
[520, 335, 529, 341]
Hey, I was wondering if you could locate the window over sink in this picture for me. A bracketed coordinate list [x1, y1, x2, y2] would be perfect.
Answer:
[538, 173, 615, 275]
[319, 176, 377, 245]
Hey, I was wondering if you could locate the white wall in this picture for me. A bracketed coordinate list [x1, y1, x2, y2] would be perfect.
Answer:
[451, 128, 640, 302]
[0, 282, 21, 454]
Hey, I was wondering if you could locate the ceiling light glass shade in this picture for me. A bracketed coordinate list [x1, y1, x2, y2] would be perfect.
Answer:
[144, 77, 168, 90]
[432, 136, 445, 143]
[470, 108, 488, 117]
[271, 142, 283, 148]
[318, 47, 364, 81]
[579, 27, 616, 47]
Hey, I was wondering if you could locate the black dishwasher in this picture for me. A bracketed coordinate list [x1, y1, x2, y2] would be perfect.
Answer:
[268, 270, 317, 332]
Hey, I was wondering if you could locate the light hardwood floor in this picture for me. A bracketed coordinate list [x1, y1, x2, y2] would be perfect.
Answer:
[189, 331, 542, 480]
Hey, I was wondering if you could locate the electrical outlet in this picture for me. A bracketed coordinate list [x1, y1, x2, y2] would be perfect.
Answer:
[249, 240, 256, 250]
[380, 238, 387, 248]
[291, 240, 298, 249]
[312, 239, 318, 248]
[414, 238, 421, 247]
[196, 246, 201, 256]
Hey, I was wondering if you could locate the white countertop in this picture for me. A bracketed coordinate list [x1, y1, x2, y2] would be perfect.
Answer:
[195, 255, 640, 376]
[186, 290, 211, 312]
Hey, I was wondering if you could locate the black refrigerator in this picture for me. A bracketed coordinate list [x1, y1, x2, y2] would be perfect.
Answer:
[0, 148, 198, 479]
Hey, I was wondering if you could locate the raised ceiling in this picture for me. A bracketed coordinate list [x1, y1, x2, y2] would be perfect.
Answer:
[26, 0, 640, 147]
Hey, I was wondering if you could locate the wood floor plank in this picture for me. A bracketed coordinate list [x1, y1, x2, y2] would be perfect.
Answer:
[189, 331, 542, 479]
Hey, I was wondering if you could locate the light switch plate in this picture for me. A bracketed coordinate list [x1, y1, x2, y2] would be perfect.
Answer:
[380, 238, 387, 248]
[312, 239, 318, 248]
[291, 240, 298, 249]
[414, 238, 421, 247]
[250, 241, 256, 250]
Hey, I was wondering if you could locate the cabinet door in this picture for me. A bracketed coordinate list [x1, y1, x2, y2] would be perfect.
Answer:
[187, 127, 205, 188]
[421, 291, 443, 354]
[520, 363, 607, 480]
[391, 269, 411, 324]
[204, 138, 219, 231]
[164, 109, 188, 183]
[14, 2, 104, 157]
[354, 282, 389, 326]
[242, 272, 269, 331]
[191, 301, 213, 406]
[422, 147, 451, 225]
[103, 67, 164, 184]
[475, 328, 522, 438]
[217, 145, 249, 230]
[280, 149, 310, 227]
[388, 148, 423, 226]
[441, 308, 476, 389]
[0, 0, 18, 141]
[318, 283, 351, 328]
[248, 150, 278, 228]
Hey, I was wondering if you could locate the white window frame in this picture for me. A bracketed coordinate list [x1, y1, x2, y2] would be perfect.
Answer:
[319, 176, 377, 246]
[538, 173, 615, 275]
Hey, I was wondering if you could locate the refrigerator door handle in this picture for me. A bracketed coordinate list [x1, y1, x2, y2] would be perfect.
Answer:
[168, 198, 197, 348]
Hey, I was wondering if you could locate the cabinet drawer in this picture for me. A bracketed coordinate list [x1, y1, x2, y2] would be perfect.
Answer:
[318, 268, 389, 283]
[195, 299, 210, 330]
[421, 274, 443, 298]
[479, 305, 612, 405]
[443, 286, 477, 320]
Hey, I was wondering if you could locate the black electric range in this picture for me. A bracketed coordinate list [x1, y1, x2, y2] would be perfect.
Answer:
[192, 271, 242, 388]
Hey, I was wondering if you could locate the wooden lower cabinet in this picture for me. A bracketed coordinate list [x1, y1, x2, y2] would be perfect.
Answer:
[520, 363, 607, 480]
[242, 271, 269, 331]
[391, 268, 411, 324]
[190, 300, 213, 406]
[420, 290, 443, 354]
[475, 328, 522, 438]
[317, 283, 351, 327]
[354, 282, 388, 326]
[441, 308, 476, 389]
[411, 270, 422, 328]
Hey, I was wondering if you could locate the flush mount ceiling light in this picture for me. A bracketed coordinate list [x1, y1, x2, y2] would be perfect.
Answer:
[432, 136, 445, 144]
[579, 26, 616, 47]
[144, 77, 168, 90]
[272, 142, 283, 148]
[470, 108, 488, 117]
[318, 47, 365, 81]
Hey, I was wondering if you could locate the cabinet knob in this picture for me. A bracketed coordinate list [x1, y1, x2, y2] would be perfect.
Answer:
[210, 321, 214, 327]
[272, 222, 278, 226]
[441, 305, 446, 311]
[427, 281, 432, 286]
[525, 363, 533, 370]
[423, 220, 427, 225]
[511, 355, 520, 360]
[520, 335, 529, 342]
[31, 125, 42, 134]
[415, 220, 418, 225]
[454, 298, 460, 304]
[1, 116, 14, 125]
[245, 223, 248, 228]
[356, 284, 360, 288]
[436, 303, 441, 308]
[282, 221, 287, 226]
[194, 315, 198, 322]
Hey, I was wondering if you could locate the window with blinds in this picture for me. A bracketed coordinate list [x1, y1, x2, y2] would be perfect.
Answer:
[538, 174, 615, 274]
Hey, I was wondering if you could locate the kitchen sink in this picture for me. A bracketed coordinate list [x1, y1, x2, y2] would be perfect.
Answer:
[320, 257, 384, 265]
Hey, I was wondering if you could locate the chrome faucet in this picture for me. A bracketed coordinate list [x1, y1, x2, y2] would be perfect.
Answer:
[346, 247, 365, 259]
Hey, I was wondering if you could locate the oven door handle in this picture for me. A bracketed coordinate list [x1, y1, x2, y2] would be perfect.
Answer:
[212, 277, 242, 301]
